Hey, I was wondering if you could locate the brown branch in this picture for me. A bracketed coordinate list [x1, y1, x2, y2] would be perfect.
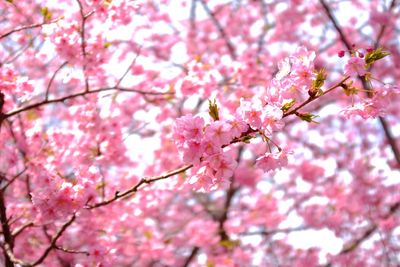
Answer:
[3, 244, 28, 267]
[87, 164, 193, 209]
[75, 0, 94, 92]
[31, 214, 76, 266]
[0, 91, 5, 130]
[218, 182, 237, 241]
[4, 86, 174, 120]
[2, 167, 28, 191]
[0, 17, 63, 41]
[319, 0, 352, 51]
[115, 47, 142, 88]
[241, 226, 308, 236]
[319, 0, 400, 167]
[324, 202, 399, 267]
[374, 0, 397, 49]
[55, 246, 89, 256]
[182, 246, 199, 267]
[11, 221, 34, 238]
[257, 0, 270, 54]
[198, 0, 236, 59]
[45, 61, 69, 101]
[0, 185, 15, 267]
[283, 75, 350, 118]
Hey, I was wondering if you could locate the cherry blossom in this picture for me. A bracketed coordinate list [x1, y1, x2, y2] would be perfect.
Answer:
[0, 1, 399, 266]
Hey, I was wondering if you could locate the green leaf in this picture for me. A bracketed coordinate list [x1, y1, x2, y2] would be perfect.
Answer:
[242, 135, 253, 144]
[341, 81, 358, 96]
[311, 68, 327, 91]
[298, 112, 319, 123]
[219, 239, 240, 249]
[41, 7, 52, 21]
[365, 47, 390, 66]
[208, 99, 219, 121]
[281, 99, 296, 112]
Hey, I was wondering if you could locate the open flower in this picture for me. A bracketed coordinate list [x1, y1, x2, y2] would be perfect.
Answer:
[256, 150, 289, 172]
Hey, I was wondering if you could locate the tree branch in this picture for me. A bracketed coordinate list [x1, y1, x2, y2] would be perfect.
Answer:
[0, 17, 63, 41]
[324, 202, 399, 267]
[182, 246, 199, 267]
[319, 0, 400, 167]
[283, 75, 350, 118]
[87, 164, 193, 209]
[0, 187, 15, 267]
[45, 61, 69, 101]
[31, 214, 76, 266]
[4, 86, 174, 120]
[198, 0, 236, 59]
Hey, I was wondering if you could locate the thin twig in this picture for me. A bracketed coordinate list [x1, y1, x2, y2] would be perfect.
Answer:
[11, 221, 34, 238]
[55, 246, 89, 256]
[319, 0, 400, 167]
[0, 17, 63, 41]
[115, 46, 142, 88]
[4, 86, 175, 119]
[31, 214, 76, 266]
[45, 61, 68, 101]
[283, 76, 350, 118]
[182, 247, 199, 267]
[87, 165, 193, 209]
[198, 0, 236, 59]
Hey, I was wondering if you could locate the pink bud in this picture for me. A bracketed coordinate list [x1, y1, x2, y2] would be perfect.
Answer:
[338, 50, 345, 58]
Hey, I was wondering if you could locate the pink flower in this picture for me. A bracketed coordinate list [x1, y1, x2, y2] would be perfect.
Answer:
[262, 105, 284, 133]
[341, 102, 380, 119]
[227, 117, 248, 139]
[238, 98, 263, 129]
[291, 64, 313, 88]
[184, 220, 219, 247]
[208, 153, 237, 180]
[201, 136, 222, 156]
[204, 121, 232, 146]
[371, 84, 400, 110]
[174, 114, 204, 145]
[299, 161, 325, 183]
[181, 141, 204, 165]
[256, 150, 289, 172]
[344, 57, 366, 77]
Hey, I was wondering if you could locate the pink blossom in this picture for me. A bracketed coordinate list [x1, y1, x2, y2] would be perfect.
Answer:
[174, 114, 204, 145]
[256, 150, 289, 172]
[204, 120, 232, 146]
[291, 64, 314, 88]
[227, 117, 248, 139]
[341, 102, 380, 119]
[201, 136, 222, 156]
[238, 98, 263, 129]
[208, 153, 238, 180]
[181, 141, 204, 165]
[344, 56, 366, 76]
[299, 161, 325, 183]
[262, 104, 284, 133]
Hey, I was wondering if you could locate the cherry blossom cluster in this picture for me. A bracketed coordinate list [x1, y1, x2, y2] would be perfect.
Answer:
[174, 110, 291, 191]
[340, 47, 400, 119]
[174, 46, 396, 190]
[173, 48, 319, 190]
[1, 0, 399, 265]
[0, 66, 34, 108]
[30, 163, 95, 222]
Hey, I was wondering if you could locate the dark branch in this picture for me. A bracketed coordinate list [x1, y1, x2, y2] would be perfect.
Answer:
[87, 165, 193, 209]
